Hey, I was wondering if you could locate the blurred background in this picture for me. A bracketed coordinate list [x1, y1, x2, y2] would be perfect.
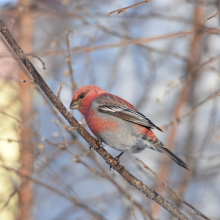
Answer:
[0, 0, 220, 219]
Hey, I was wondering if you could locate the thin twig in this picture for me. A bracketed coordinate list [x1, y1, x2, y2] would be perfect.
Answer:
[83, 31, 194, 52]
[201, 11, 220, 23]
[65, 31, 76, 91]
[53, 119, 69, 149]
[0, 165, 105, 220]
[0, 185, 21, 211]
[108, 0, 153, 16]
[136, 158, 211, 220]
[161, 87, 220, 131]
[57, 82, 62, 99]
[0, 19, 189, 220]
[34, 28, 220, 57]
[0, 110, 64, 149]
[27, 53, 46, 70]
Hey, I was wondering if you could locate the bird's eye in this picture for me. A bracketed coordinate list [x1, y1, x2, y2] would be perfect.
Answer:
[79, 94, 85, 99]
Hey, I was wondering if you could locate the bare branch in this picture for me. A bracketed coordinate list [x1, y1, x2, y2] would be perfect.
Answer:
[108, 0, 153, 16]
[201, 11, 220, 24]
[65, 31, 76, 91]
[84, 31, 195, 52]
[161, 87, 220, 131]
[136, 158, 211, 220]
[57, 82, 62, 99]
[0, 165, 105, 220]
[27, 53, 46, 70]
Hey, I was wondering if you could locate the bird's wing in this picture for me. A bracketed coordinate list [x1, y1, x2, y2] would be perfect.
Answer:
[97, 104, 162, 132]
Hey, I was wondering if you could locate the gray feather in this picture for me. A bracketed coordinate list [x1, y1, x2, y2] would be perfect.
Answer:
[98, 105, 162, 131]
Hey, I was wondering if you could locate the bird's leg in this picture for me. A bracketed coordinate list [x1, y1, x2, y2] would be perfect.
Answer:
[96, 138, 103, 149]
[109, 152, 124, 171]
[114, 152, 124, 165]
[91, 138, 103, 150]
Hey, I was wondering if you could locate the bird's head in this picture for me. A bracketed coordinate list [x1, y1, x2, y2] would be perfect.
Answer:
[70, 85, 104, 113]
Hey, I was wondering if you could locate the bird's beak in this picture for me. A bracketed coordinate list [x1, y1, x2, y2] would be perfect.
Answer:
[69, 100, 79, 109]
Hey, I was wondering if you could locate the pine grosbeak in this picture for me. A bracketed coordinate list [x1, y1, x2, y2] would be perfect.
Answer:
[70, 85, 188, 169]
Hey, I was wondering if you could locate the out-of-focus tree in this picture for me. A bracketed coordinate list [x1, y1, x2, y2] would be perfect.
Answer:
[0, 0, 220, 219]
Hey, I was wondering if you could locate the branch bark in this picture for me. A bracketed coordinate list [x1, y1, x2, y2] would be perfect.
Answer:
[0, 19, 189, 220]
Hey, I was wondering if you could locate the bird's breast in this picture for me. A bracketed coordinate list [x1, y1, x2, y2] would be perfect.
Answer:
[86, 109, 119, 137]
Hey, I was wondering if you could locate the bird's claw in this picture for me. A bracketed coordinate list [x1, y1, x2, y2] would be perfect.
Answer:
[89, 138, 103, 151]
[109, 161, 119, 171]
[109, 152, 124, 171]
[95, 138, 103, 149]
[109, 159, 120, 171]
[114, 155, 121, 164]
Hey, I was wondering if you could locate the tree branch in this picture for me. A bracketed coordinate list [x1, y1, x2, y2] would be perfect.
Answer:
[108, 0, 152, 16]
[136, 158, 210, 220]
[0, 165, 105, 220]
[0, 19, 189, 220]
[201, 11, 220, 24]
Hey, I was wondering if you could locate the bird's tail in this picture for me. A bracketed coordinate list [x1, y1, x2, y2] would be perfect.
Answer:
[144, 132, 188, 170]
[156, 145, 188, 170]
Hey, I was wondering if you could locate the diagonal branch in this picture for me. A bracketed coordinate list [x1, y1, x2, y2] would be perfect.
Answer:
[108, 0, 153, 16]
[136, 158, 210, 220]
[201, 11, 220, 24]
[0, 165, 105, 220]
[0, 19, 189, 220]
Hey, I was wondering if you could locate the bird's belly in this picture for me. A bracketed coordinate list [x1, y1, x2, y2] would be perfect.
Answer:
[97, 121, 146, 153]
[100, 130, 146, 153]
[87, 112, 147, 153]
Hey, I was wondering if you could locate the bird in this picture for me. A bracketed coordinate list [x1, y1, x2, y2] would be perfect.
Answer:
[70, 85, 188, 170]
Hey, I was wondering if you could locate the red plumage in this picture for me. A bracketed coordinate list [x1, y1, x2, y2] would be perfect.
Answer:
[70, 85, 188, 170]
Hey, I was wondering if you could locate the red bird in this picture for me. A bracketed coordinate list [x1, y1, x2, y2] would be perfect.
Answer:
[70, 85, 188, 169]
